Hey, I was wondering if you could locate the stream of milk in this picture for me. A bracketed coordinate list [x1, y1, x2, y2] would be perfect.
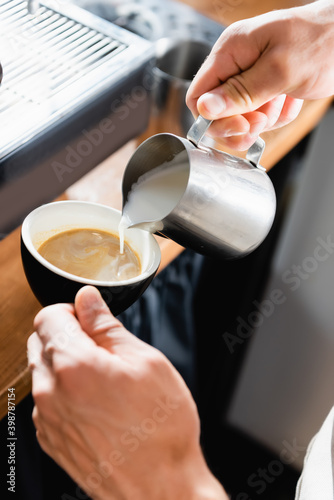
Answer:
[119, 156, 189, 254]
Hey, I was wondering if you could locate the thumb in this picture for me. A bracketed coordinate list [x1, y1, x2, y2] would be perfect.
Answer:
[74, 286, 135, 351]
[197, 51, 286, 120]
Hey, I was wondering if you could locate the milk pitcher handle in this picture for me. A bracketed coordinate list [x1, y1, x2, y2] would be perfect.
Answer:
[187, 115, 212, 146]
[187, 115, 266, 169]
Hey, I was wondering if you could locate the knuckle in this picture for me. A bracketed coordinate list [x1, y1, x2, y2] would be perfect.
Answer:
[43, 341, 55, 360]
[267, 49, 293, 88]
[212, 20, 249, 59]
[185, 92, 196, 115]
[52, 351, 102, 398]
[139, 348, 170, 380]
[32, 389, 59, 425]
[32, 406, 40, 427]
[223, 19, 247, 40]
[33, 308, 48, 330]
[33, 304, 68, 330]
[53, 356, 85, 391]
[277, 14, 296, 43]
[32, 387, 49, 407]
[112, 368, 136, 391]
[219, 134, 254, 152]
[225, 76, 254, 108]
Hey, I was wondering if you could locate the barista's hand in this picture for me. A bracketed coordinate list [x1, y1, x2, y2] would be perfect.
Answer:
[186, 0, 334, 150]
[27, 286, 227, 500]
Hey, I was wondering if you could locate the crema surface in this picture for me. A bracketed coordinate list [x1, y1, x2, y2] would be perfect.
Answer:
[38, 228, 141, 282]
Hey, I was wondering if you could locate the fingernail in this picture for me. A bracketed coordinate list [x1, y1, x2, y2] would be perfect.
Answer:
[224, 130, 247, 137]
[78, 285, 105, 310]
[200, 92, 226, 117]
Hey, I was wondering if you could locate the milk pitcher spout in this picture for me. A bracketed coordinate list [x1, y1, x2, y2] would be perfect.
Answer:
[121, 116, 276, 259]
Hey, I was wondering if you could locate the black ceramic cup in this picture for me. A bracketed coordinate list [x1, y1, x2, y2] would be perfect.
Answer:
[21, 201, 161, 316]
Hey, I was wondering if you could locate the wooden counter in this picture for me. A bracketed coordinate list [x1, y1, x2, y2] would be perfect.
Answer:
[0, 0, 332, 420]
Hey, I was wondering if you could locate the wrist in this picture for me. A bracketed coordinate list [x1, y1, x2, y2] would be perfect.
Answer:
[162, 443, 229, 500]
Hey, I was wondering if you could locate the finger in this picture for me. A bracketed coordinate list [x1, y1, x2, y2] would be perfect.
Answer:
[33, 303, 97, 362]
[35, 414, 112, 498]
[27, 331, 51, 370]
[32, 391, 99, 482]
[35, 423, 77, 485]
[266, 96, 303, 130]
[35, 422, 54, 457]
[207, 114, 250, 138]
[186, 21, 262, 116]
[212, 132, 261, 152]
[236, 110, 267, 138]
[194, 45, 292, 121]
[32, 406, 46, 437]
[257, 94, 287, 129]
[28, 333, 63, 428]
[74, 286, 139, 352]
[48, 428, 105, 500]
[206, 95, 300, 149]
[208, 110, 267, 151]
[32, 406, 60, 451]
[27, 333, 54, 384]
[186, 56, 225, 118]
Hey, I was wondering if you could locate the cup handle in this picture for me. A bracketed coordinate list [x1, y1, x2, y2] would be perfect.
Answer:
[187, 115, 266, 170]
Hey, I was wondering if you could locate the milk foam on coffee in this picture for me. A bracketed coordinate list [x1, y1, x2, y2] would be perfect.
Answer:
[119, 156, 189, 253]
[38, 228, 141, 282]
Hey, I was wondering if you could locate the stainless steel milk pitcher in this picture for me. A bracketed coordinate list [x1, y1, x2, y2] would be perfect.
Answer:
[121, 116, 276, 259]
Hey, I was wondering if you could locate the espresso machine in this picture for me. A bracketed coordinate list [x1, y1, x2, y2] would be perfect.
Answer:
[0, 0, 223, 238]
[0, 0, 154, 236]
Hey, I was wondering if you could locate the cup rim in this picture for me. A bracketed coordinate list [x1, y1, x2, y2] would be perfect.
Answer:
[153, 37, 212, 84]
[21, 201, 161, 287]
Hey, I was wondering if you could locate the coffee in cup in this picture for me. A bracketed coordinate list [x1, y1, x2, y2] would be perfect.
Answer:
[21, 201, 161, 315]
[38, 228, 141, 282]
